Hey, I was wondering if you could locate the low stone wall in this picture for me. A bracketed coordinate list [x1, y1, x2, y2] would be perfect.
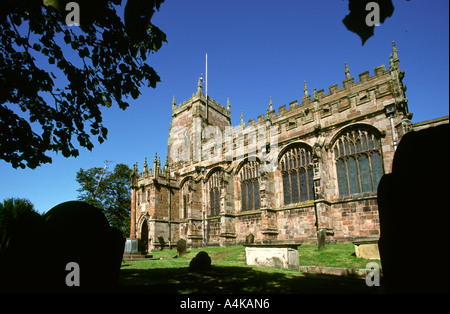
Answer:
[299, 266, 375, 278]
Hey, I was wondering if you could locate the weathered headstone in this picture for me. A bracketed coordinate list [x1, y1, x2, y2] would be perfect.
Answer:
[177, 238, 187, 257]
[245, 233, 255, 244]
[157, 236, 165, 251]
[317, 229, 326, 250]
[189, 251, 211, 272]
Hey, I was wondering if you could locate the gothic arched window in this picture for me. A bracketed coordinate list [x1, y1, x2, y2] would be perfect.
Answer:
[333, 127, 384, 196]
[280, 145, 314, 205]
[239, 160, 260, 211]
[207, 169, 222, 217]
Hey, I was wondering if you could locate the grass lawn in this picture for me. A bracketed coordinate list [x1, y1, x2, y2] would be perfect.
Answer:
[118, 244, 383, 293]
[299, 243, 381, 269]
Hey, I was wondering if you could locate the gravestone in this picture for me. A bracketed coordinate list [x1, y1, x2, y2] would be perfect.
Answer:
[157, 236, 165, 251]
[38, 201, 124, 291]
[317, 229, 326, 250]
[245, 233, 255, 244]
[189, 251, 211, 272]
[177, 238, 187, 257]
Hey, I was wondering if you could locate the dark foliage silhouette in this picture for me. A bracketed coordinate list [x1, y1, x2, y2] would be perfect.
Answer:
[0, 0, 166, 169]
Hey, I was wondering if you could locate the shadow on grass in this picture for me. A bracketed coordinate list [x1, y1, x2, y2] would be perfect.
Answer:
[117, 265, 384, 294]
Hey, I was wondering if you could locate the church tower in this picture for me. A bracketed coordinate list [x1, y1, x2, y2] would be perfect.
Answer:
[168, 76, 232, 169]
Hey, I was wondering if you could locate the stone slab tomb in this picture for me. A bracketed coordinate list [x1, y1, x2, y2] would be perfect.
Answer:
[353, 238, 380, 259]
[244, 243, 301, 269]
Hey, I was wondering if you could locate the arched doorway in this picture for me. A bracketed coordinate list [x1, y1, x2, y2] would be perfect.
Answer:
[140, 219, 149, 253]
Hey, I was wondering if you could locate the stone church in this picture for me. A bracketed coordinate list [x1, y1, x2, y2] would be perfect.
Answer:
[128, 42, 448, 251]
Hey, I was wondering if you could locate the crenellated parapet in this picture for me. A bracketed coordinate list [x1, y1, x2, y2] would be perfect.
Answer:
[234, 42, 408, 148]
[171, 76, 231, 121]
[131, 152, 177, 191]
[241, 50, 405, 133]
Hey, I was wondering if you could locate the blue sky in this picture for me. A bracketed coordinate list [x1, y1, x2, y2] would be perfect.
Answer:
[1, 0, 448, 213]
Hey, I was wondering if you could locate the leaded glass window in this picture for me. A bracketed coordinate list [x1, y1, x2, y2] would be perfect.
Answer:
[333, 128, 384, 196]
[207, 169, 222, 216]
[280, 145, 314, 205]
[239, 160, 260, 211]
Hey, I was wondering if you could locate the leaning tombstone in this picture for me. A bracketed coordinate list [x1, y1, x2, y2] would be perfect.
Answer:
[177, 238, 187, 257]
[317, 229, 326, 250]
[245, 233, 255, 244]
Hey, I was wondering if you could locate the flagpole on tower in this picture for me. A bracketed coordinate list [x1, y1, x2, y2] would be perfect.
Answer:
[205, 52, 208, 121]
